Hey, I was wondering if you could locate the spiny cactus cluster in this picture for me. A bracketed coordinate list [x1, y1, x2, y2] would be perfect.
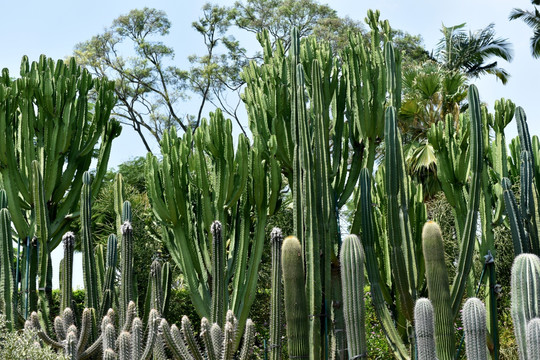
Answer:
[160, 310, 255, 360]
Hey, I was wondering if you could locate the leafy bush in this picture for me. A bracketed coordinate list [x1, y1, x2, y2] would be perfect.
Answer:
[0, 316, 66, 360]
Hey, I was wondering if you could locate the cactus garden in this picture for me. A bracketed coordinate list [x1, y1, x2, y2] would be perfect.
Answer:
[2, 1, 540, 359]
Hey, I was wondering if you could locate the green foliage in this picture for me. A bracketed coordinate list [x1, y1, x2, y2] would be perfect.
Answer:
[509, 1, 540, 59]
[0, 316, 66, 360]
[436, 23, 514, 83]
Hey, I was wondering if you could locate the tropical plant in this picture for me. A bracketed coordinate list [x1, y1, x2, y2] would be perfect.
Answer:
[436, 22, 513, 83]
[509, 0, 540, 58]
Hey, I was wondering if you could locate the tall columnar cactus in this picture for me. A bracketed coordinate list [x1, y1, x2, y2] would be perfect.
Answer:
[414, 298, 437, 360]
[211, 221, 225, 327]
[120, 201, 133, 326]
[281, 236, 309, 358]
[527, 318, 540, 358]
[61, 232, 75, 312]
[511, 253, 540, 359]
[81, 172, 99, 311]
[0, 207, 15, 330]
[100, 234, 118, 317]
[269, 228, 283, 360]
[243, 13, 395, 358]
[340, 234, 367, 358]
[422, 222, 455, 360]
[160, 310, 255, 360]
[462, 298, 488, 360]
[0, 56, 121, 315]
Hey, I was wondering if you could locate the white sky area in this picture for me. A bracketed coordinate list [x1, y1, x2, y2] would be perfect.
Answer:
[1, 0, 538, 288]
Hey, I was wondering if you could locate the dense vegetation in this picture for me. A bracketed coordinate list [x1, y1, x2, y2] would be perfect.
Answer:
[1, 1, 540, 359]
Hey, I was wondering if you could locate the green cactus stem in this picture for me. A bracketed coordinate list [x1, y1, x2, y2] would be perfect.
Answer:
[211, 220, 225, 327]
[281, 236, 309, 358]
[120, 200, 133, 326]
[61, 232, 75, 312]
[422, 221, 455, 360]
[340, 234, 367, 358]
[527, 318, 540, 359]
[414, 298, 437, 360]
[511, 253, 540, 360]
[81, 172, 99, 311]
[0, 208, 15, 330]
[462, 298, 488, 360]
[269, 227, 283, 360]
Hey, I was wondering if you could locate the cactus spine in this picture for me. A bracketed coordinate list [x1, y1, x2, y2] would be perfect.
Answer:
[462, 298, 488, 360]
[511, 253, 540, 359]
[527, 318, 540, 358]
[269, 228, 283, 360]
[422, 222, 455, 360]
[340, 234, 367, 358]
[0, 207, 15, 330]
[281, 236, 309, 358]
[61, 232, 75, 312]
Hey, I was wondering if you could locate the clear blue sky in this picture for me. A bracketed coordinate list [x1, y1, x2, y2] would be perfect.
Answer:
[1, 0, 538, 288]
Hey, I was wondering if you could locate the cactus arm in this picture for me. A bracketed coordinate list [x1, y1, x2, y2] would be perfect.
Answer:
[77, 308, 92, 355]
[450, 84, 483, 316]
[141, 309, 160, 360]
[239, 319, 256, 360]
[502, 177, 528, 255]
[0, 208, 15, 330]
[81, 172, 99, 311]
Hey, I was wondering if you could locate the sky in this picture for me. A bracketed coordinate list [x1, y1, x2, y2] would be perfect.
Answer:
[1, 0, 538, 288]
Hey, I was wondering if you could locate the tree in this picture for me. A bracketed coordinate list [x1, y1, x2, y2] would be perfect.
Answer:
[75, 7, 247, 152]
[509, 0, 540, 58]
[436, 23, 514, 84]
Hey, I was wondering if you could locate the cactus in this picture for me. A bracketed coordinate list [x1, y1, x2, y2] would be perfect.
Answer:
[81, 172, 99, 311]
[339, 234, 367, 358]
[120, 201, 133, 326]
[0, 55, 121, 315]
[146, 109, 273, 345]
[160, 310, 255, 360]
[414, 298, 437, 360]
[61, 232, 75, 312]
[511, 253, 540, 359]
[0, 207, 15, 330]
[281, 236, 309, 358]
[100, 234, 118, 317]
[422, 222, 455, 360]
[269, 228, 283, 360]
[28, 307, 102, 360]
[211, 221, 225, 327]
[527, 318, 540, 358]
[462, 298, 488, 360]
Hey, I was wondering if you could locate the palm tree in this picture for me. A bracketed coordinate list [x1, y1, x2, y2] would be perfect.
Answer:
[436, 23, 514, 84]
[509, 0, 540, 58]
